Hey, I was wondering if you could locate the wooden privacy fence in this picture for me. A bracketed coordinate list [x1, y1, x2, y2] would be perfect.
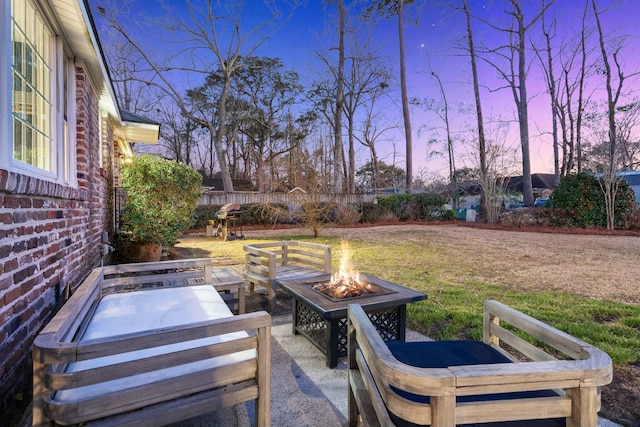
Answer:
[198, 191, 376, 207]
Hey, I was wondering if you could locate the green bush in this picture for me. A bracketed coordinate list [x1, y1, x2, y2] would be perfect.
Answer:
[120, 155, 202, 246]
[440, 209, 457, 221]
[412, 193, 447, 221]
[193, 205, 221, 228]
[550, 172, 635, 228]
[377, 194, 413, 220]
[361, 203, 382, 223]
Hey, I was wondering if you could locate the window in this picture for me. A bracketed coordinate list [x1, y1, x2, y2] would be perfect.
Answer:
[12, 0, 53, 172]
[3, 0, 76, 185]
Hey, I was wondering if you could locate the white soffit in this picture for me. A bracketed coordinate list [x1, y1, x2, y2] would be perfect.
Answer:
[124, 122, 160, 144]
[50, 0, 120, 120]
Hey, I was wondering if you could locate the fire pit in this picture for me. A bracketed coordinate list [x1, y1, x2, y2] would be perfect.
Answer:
[277, 273, 426, 368]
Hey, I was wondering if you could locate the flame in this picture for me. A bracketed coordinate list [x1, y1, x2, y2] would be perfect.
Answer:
[313, 240, 370, 299]
[331, 240, 360, 286]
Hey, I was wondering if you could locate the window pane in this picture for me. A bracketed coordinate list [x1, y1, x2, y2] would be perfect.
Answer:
[13, 118, 23, 160]
[11, 0, 53, 172]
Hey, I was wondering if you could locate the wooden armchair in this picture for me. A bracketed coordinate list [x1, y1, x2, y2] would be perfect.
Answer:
[347, 300, 613, 427]
[244, 241, 331, 311]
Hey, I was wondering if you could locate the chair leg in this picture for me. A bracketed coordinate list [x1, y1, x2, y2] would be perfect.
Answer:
[566, 387, 599, 427]
[431, 395, 456, 427]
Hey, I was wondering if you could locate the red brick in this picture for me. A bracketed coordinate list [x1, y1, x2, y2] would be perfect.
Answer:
[0, 212, 11, 224]
[4, 196, 20, 209]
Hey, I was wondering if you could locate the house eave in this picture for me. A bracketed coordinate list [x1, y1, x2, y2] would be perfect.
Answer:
[50, 0, 120, 121]
[123, 122, 161, 144]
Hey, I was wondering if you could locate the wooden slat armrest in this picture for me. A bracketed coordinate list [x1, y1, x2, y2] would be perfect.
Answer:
[348, 304, 455, 395]
[484, 300, 585, 359]
[483, 300, 613, 387]
[101, 258, 211, 276]
[36, 269, 103, 348]
[245, 247, 279, 260]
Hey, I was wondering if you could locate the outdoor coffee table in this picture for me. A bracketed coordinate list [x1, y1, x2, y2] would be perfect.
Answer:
[278, 274, 426, 368]
[186, 266, 246, 314]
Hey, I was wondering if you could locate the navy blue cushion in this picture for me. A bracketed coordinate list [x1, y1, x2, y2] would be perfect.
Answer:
[385, 340, 565, 427]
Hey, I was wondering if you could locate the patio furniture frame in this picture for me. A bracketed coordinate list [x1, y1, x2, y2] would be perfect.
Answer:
[244, 241, 331, 312]
[347, 300, 613, 427]
[32, 258, 271, 427]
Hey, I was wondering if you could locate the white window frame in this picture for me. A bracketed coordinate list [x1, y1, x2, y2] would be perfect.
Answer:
[1, 0, 76, 187]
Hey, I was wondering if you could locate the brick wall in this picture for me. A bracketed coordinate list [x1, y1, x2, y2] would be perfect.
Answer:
[0, 65, 113, 423]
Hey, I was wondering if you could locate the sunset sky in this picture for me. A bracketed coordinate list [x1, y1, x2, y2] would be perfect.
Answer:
[90, 0, 640, 179]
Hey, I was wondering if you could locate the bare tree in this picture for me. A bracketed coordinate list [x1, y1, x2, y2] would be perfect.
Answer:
[477, 0, 555, 206]
[323, 0, 347, 193]
[96, 0, 298, 192]
[532, 12, 560, 184]
[461, 119, 518, 224]
[447, 0, 490, 217]
[616, 101, 640, 170]
[354, 101, 398, 193]
[365, 0, 415, 193]
[591, 0, 639, 229]
[428, 69, 456, 184]
[552, 1, 594, 176]
[342, 30, 394, 193]
[105, 41, 158, 115]
[154, 101, 199, 165]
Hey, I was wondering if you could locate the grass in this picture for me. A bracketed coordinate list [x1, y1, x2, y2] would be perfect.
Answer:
[175, 230, 640, 366]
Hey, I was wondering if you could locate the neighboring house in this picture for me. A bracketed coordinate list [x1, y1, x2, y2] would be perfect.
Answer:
[505, 173, 557, 198]
[612, 171, 640, 204]
[199, 172, 256, 192]
[0, 1, 158, 421]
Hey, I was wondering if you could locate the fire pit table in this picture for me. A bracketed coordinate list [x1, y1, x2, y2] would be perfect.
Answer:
[277, 274, 426, 368]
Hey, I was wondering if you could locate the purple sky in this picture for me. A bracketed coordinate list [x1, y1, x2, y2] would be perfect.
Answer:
[92, 0, 640, 179]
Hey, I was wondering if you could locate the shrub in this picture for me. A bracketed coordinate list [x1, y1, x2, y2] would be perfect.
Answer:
[361, 203, 382, 223]
[377, 194, 413, 221]
[335, 204, 362, 225]
[120, 155, 202, 246]
[242, 203, 289, 226]
[550, 172, 635, 228]
[620, 205, 640, 230]
[193, 205, 221, 229]
[412, 193, 447, 221]
[440, 209, 456, 221]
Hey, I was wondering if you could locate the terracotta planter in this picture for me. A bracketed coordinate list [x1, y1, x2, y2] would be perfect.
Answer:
[126, 241, 163, 263]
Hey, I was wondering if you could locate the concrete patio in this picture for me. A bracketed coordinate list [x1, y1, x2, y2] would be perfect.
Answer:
[169, 313, 434, 427]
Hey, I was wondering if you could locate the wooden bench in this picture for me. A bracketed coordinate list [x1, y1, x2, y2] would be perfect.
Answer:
[33, 258, 271, 427]
[347, 300, 613, 427]
[244, 241, 331, 312]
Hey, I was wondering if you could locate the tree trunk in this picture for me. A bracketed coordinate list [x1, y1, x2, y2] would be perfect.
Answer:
[592, 0, 620, 230]
[397, 0, 413, 193]
[348, 115, 356, 193]
[462, 0, 487, 183]
[215, 76, 235, 192]
[542, 18, 560, 184]
[516, 9, 534, 206]
[333, 0, 346, 193]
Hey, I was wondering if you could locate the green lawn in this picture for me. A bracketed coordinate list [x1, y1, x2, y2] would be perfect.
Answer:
[175, 232, 640, 365]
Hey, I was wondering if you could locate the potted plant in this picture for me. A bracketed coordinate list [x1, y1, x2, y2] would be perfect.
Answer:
[119, 154, 202, 262]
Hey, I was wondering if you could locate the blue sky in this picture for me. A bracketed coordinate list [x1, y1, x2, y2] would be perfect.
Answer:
[91, 0, 640, 179]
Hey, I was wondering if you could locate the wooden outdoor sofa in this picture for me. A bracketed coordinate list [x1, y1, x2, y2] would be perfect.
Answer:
[244, 241, 331, 311]
[347, 300, 613, 427]
[33, 258, 271, 427]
